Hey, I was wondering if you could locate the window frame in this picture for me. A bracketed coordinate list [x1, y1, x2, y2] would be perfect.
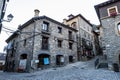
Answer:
[23, 39, 27, 47]
[71, 22, 77, 28]
[57, 40, 62, 48]
[42, 21, 49, 31]
[58, 27, 62, 34]
[41, 36, 49, 50]
[69, 42, 73, 50]
[107, 6, 118, 16]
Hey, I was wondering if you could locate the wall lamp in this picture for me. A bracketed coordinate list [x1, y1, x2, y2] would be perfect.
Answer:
[0, 14, 14, 33]
[2, 14, 14, 22]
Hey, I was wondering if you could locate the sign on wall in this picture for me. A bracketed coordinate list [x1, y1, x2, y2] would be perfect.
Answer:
[60, 57, 64, 62]
[19, 59, 27, 69]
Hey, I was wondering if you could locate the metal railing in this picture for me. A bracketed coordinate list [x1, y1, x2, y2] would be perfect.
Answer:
[95, 58, 99, 69]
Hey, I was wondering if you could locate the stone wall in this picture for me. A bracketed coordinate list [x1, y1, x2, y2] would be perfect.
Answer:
[101, 15, 120, 64]
[14, 18, 77, 72]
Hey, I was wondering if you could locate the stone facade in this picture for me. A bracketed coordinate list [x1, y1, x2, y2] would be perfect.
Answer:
[92, 25, 102, 56]
[95, 0, 120, 68]
[63, 14, 95, 61]
[5, 14, 77, 72]
[101, 16, 120, 63]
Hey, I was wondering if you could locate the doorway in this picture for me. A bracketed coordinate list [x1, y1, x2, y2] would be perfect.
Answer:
[56, 55, 64, 66]
[38, 54, 50, 68]
[69, 56, 74, 63]
[19, 54, 27, 71]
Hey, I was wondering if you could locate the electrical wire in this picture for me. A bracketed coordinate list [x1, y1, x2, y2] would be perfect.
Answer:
[2, 29, 14, 34]
[2, 26, 15, 32]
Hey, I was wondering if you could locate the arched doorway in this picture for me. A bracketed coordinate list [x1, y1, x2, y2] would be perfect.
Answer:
[56, 55, 64, 66]
[20, 54, 27, 59]
[37, 54, 50, 68]
[18, 54, 27, 72]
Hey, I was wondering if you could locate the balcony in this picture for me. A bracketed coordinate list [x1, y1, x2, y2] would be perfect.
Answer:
[41, 29, 51, 35]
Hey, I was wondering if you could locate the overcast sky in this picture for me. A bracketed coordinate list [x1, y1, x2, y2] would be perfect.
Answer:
[0, 0, 107, 53]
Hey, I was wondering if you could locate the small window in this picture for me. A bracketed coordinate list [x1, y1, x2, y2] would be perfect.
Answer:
[68, 31, 72, 36]
[117, 23, 120, 34]
[69, 42, 73, 49]
[42, 21, 49, 31]
[71, 22, 77, 28]
[68, 31, 73, 40]
[42, 36, 49, 50]
[58, 27, 62, 33]
[88, 34, 90, 39]
[23, 39, 26, 47]
[107, 6, 118, 16]
[58, 40, 62, 48]
[84, 32, 86, 37]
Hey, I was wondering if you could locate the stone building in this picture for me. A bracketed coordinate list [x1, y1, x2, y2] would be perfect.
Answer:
[95, 0, 120, 69]
[5, 10, 77, 72]
[92, 24, 102, 56]
[63, 14, 95, 61]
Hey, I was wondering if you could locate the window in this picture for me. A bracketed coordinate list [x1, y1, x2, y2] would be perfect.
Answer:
[84, 32, 86, 37]
[68, 31, 72, 39]
[42, 36, 49, 50]
[69, 31, 72, 36]
[107, 6, 118, 16]
[58, 27, 62, 33]
[42, 21, 49, 31]
[69, 42, 73, 49]
[58, 40, 62, 48]
[117, 23, 120, 34]
[23, 39, 26, 47]
[71, 22, 76, 28]
[88, 34, 90, 40]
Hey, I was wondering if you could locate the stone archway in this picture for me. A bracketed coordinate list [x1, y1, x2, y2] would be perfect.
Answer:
[37, 54, 50, 68]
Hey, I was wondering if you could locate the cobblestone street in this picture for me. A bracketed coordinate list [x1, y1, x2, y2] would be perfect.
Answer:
[0, 58, 119, 80]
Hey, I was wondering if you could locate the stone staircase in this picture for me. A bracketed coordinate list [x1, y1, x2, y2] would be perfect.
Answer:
[95, 55, 108, 69]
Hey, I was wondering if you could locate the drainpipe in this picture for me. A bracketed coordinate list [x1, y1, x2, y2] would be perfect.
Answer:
[29, 19, 36, 72]
[31, 9, 40, 72]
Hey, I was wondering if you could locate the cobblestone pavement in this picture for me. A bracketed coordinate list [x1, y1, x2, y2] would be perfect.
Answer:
[0, 58, 120, 80]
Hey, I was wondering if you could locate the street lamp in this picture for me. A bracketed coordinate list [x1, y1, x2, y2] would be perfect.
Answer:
[2, 14, 14, 22]
[0, 14, 14, 33]
[7, 14, 14, 22]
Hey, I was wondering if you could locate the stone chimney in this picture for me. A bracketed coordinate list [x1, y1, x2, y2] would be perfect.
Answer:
[68, 14, 74, 19]
[34, 9, 40, 17]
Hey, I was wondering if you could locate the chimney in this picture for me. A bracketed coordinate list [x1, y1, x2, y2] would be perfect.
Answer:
[68, 14, 74, 19]
[63, 18, 67, 24]
[34, 9, 40, 17]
